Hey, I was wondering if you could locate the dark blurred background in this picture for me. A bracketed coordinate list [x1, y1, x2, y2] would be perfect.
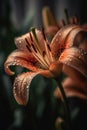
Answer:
[0, 0, 87, 130]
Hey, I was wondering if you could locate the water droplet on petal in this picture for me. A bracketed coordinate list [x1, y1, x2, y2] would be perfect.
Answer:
[59, 33, 61, 36]
[26, 86, 29, 89]
[56, 39, 58, 42]
[19, 40, 22, 43]
[69, 58, 72, 62]
[84, 51, 87, 55]
[14, 93, 16, 96]
[79, 55, 81, 59]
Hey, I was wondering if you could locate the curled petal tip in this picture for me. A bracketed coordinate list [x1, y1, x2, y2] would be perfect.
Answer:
[13, 72, 39, 105]
[13, 74, 29, 105]
[4, 63, 15, 75]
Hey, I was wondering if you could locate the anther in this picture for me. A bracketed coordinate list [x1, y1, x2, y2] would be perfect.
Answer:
[25, 38, 30, 47]
[26, 45, 32, 52]
[31, 44, 37, 53]
[41, 27, 46, 40]
[30, 28, 38, 43]
[29, 33, 33, 42]
[43, 51, 46, 57]
[47, 44, 51, 51]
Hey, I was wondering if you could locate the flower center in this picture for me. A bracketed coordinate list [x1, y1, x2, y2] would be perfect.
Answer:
[25, 28, 54, 69]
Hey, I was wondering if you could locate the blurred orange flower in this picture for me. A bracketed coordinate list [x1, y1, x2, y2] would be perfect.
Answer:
[42, 7, 87, 36]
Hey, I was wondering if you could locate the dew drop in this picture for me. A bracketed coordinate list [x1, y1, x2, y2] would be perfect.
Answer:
[84, 51, 87, 55]
[56, 39, 58, 42]
[79, 55, 81, 59]
[64, 61, 67, 65]
[59, 32, 62, 36]
[14, 87, 16, 90]
[81, 53, 84, 56]
[26, 86, 29, 89]
[24, 82, 27, 85]
[14, 83, 18, 87]
[69, 58, 72, 62]
[14, 93, 17, 96]
[12, 62, 16, 65]
[19, 40, 22, 43]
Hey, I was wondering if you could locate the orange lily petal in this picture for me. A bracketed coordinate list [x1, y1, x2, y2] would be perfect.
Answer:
[15, 33, 31, 52]
[40, 62, 62, 78]
[15, 29, 46, 52]
[4, 49, 39, 75]
[40, 69, 54, 78]
[45, 26, 59, 36]
[13, 72, 39, 105]
[59, 47, 87, 78]
[64, 27, 87, 48]
[54, 77, 87, 100]
[51, 25, 78, 58]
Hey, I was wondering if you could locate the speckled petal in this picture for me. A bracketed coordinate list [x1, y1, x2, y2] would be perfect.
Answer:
[15, 29, 46, 52]
[15, 33, 31, 52]
[50, 25, 79, 58]
[13, 72, 39, 105]
[59, 47, 87, 78]
[4, 49, 39, 75]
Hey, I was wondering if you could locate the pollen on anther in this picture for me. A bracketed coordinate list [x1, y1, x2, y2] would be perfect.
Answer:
[41, 27, 46, 40]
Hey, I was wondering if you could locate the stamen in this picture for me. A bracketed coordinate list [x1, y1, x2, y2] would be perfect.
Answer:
[26, 45, 32, 52]
[73, 15, 79, 24]
[64, 8, 69, 24]
[30, 27, 39, 43]
[31, 44, 37, 53]
[40, 27, 53, 63]
[29, 27, 52, 68]
[47, 44, 51, 51]
[41, 27, 46, 40]
[29, 33, 33, 42]
[30, 27, 43, 55]
[43, 51, 46, 57]
[44, 40, 54, 63]
[25, 38, 32, 52]
[32, 53, 49, 69]
[25, 38, 30, 46]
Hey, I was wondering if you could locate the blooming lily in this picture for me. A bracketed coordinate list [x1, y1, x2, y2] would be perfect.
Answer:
[4, 24, 87, 105]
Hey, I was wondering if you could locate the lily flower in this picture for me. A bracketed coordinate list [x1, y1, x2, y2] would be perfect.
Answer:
[42, 6, 87, 36]
[4, 24, 87, 105]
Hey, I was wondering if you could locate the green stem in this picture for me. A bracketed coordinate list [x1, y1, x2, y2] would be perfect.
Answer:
[54, 78, 71, 130]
